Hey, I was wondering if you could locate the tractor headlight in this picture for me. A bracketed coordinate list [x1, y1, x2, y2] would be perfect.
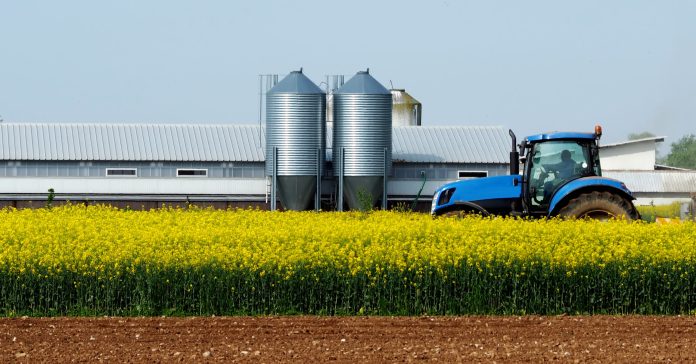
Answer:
[431, 191, 440, 213]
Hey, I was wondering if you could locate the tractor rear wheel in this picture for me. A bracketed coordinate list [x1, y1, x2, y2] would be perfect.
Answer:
[557, 191, 640, 221]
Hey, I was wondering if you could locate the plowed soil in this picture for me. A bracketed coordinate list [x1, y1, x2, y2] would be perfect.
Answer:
[2, 316, 695, 363]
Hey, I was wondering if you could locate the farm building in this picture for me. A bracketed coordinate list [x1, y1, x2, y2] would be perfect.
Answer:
[599, 136, 696, 205]
[0, 122, 693, 210]
[0, 123, 510, 210]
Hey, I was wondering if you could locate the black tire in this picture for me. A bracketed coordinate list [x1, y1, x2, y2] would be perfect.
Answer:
[557, 191, 640, 221]
[440, 207, 489, 218]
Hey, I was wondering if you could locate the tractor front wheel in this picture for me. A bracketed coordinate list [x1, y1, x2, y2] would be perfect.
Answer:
[440, 207, 489, 218]
[557, 191, 640, 221]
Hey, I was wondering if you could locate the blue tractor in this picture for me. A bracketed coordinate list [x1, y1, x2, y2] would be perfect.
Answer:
[431, 126, 640, 220]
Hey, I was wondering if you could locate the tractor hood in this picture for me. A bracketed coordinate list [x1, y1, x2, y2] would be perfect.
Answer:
[431, 175, 523, 215]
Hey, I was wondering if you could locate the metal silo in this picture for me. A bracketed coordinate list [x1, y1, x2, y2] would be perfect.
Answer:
[390, 89, 421, 126]
[266, 69, 325, 211]
[333, 69, 392, 210]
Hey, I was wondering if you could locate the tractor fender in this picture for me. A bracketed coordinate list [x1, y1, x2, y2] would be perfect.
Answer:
[548, 177, 635, 216]
[436, 201, 490, 216]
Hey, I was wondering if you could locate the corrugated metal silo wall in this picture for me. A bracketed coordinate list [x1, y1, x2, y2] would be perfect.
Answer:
[332, 93, 392, 176]
[265, 93, 325, 176]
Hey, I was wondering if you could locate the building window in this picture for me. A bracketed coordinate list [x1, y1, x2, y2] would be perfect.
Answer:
[458, 170, 488, 179]
[177, 169, 208, 177]
[106, 168, 138, 177]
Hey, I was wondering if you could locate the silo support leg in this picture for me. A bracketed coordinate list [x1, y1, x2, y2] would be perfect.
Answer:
[383, 148, 388, 210]
[338, 148, 344, 212]
[271, 147, 278, 211]
[316, 148, 321, 212]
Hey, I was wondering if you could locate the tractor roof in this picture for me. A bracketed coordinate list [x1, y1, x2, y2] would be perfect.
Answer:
[525, 131, 596, 143]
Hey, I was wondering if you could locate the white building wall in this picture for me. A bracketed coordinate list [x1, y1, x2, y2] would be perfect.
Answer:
[0, 177, 267, 195]
[599, 141, 656, 170]
[632, 194, 694, 206]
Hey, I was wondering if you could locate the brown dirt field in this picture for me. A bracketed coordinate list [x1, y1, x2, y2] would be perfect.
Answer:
[1, 316, 695, 363]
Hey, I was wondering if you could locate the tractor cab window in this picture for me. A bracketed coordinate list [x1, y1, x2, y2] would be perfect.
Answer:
[527, 141, 593, 207]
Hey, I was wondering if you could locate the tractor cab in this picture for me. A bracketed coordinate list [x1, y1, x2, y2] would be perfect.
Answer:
[521, 131, 601, 216]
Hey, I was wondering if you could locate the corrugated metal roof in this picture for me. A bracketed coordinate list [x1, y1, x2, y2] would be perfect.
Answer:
[324, 125, 510, 163]
[0, 123, 511, 164]
[604, 171, 696, 193]
[391, 126, 510, 163]
[0, 123, 266, 162]
[601, 136, 665, 148]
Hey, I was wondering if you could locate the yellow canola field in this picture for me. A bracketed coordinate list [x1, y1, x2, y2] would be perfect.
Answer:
[2, 205, 696, 316]
[1, 205, 694, 276]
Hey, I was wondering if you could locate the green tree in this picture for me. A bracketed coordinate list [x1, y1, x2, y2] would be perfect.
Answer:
[627, 131, 656, 140]
[665, 134, 696, 169]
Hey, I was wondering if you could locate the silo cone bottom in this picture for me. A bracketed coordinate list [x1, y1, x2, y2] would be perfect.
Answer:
[343, 176, 384, 211]
[277, 176, 317, 211]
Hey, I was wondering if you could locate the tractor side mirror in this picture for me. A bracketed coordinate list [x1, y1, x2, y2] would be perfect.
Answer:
[518, 140, 527, 157]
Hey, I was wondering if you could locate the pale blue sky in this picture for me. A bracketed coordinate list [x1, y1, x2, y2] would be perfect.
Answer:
[1, 1, 694, 146]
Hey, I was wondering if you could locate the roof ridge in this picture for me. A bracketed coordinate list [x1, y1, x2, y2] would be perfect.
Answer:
[1, 122, 262, 128]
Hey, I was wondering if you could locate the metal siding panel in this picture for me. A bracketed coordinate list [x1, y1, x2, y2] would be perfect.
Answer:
[105, 125, 115, 160]
[132, 125, 142, 160]
[449, 128, 462, 162]
[194, 126, 206, 161]
[1, 126, 7, 158]
[117, 125, 127, 160]
[445, 128, 460, 163]
[225, 125, 237, 161]
[254, 125, 264, 161]
[96, 124, 105, 160]
[473, 128, 486, 163]
[203, 127, 216, 160]
[184, 126, 195, 161]
[18, 124, 26, 160]
[149, 125, 162, 160]
[43, 124, 51, 160]
[173, 126, 186, 161]
[185, 125, 196, 161]
[220, 125, 232, 161]
[162, 126, 173, 161]
[26, 125, 33, 160]
[120, 126, 129, 160]
[122, 125, 133, 160]
[233, 125, 244, 161]
[66, 124, 74, 160]
[10, 125, 16, 159]
[110, 125, 120, 160]
[246, 126, 252, 161]
[98, 125, 107, 160]
[230, 128, 242, 161]
[204, 126, 216, 160]
[11, 124, 18, 159]
[240, 125, 252, 161]
[147, 125, 156, 160]
[72, 124, 81, 160]
[31, 125, 39, 160]
[43, 125, 51, 160]
[56, 125, 65, 160]
[244, 126, 258, 162]
[82, 125, 91, 160]
[133, 125, 142, 160]
[237, 126, 249, 162]
[74, 125, 83, 160]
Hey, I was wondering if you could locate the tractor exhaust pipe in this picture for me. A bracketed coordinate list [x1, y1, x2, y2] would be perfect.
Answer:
[509, 129, 519, 175]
